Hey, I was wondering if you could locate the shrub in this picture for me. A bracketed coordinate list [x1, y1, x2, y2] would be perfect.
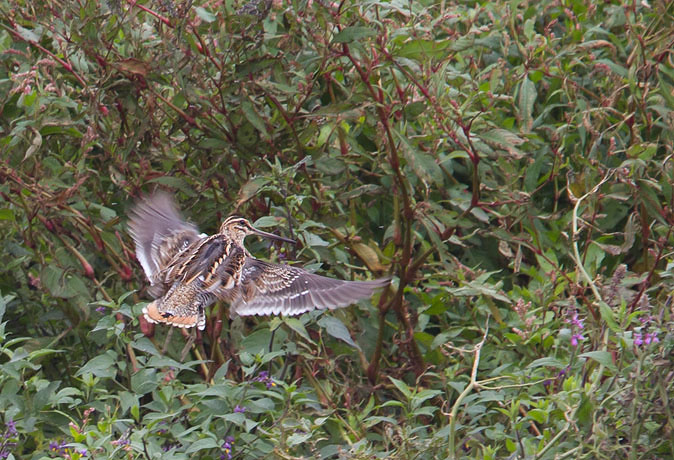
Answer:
[0, 0, 672, 458]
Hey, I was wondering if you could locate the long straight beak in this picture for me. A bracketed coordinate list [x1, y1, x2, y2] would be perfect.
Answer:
[251, 227, 295, 244]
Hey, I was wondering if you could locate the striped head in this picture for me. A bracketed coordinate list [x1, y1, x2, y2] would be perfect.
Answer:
[218, 216, 294, 246]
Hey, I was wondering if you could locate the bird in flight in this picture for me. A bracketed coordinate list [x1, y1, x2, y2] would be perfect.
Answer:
[128, 193, 389, 330]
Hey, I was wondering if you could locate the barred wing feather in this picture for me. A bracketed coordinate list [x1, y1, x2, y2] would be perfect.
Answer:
[128, 192, 203, 296]
[231, 259, 390, 316]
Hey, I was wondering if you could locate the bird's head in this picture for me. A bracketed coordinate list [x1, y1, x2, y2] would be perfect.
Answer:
[219, 216, 295, 246]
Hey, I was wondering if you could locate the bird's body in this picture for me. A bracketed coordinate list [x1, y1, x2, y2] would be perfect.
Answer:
[128, 193, 389, 330]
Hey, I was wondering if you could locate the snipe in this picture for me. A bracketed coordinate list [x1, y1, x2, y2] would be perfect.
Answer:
[128, 193, 389, 330]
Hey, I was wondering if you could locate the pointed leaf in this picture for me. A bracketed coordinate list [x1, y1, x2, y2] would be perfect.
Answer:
[318, 316, 361, 351]
[519, 76, 537, 132]
[579, 351, 617, 373]
[332, 26, 376, 43]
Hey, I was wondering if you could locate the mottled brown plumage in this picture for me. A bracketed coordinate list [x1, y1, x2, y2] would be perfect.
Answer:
[128, 193, 390, 330]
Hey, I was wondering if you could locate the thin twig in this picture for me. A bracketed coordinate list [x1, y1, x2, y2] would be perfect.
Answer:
[447, 317, 489, 459]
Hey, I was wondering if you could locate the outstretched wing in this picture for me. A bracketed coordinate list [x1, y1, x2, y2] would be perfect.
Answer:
[128, 192, 203, 296]
[230, 259, 390, 316]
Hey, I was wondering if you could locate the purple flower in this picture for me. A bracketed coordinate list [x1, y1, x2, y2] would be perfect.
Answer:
[572, 314, 584, 330]
[161, 441, 179, 452]
[570, 333, 584, 347]
[634, 332, 643, 346]
[253, 371, 276, 389]
[644, 331, 659, 345]
[221, 436, 235, 460]
[4, 419, 16, 437]
[96, 306, 106, 313]
[49, 439, 67, 454]
[234, 405, 246, 413]
[0, 449, 9, 459]
[111, 438, 130, 446]
[566, 312, 584, 330]
[78, 448, 88, 456]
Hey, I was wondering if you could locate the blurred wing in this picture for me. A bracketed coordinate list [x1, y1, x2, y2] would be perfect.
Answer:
[128, 192, 203, 286]
[230, 259, 390, 316]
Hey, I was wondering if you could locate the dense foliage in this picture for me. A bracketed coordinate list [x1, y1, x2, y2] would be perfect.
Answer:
[1, 0, 673, 458]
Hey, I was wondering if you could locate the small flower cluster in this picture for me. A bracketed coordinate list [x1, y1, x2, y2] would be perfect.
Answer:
[565, 307, 585, 347]
[47, 409, 94, 459]
[543, 366, 569, 390]
[49, 439, 68, 454]
[49, 439, 88, 459]
[511, 299, 534, 340]
[155, 421, 168, 435]
[49, 440, 86, 457]
[111, 437, 130, 449]
[1, 418, 18, 459]
[221, 436, 235, 460]
[634, 331, 659, 346]
[253, 371, 276, 389]
[634, 315, 659, 348]
[161, 440, 180, 452]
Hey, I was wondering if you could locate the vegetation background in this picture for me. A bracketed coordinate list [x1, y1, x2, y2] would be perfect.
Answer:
[0, 0, 673, 458]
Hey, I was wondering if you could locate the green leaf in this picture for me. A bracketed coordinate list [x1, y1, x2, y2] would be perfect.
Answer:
[42, 266, 85, 299]
[398, 39, 450, 60]
[579, 351, 617, 373]
[519, 75, 536, 132]
[599, 302, 620, 332]
[131, 337, 161, 356]
[404, 101, 427, 120]
[184, 438, 220, 453]
[287, 432, 312, 446]
[332, 26, 377, 43]
[283, 317, 311, 342]
[302, 231, 329, 247]
[241, 99, 268, 139]
[146, 356, 198, 372]
[318, 316, 361, 351]
[241, 329, 272, 355]
[340, 184, 383, 200]
[395, 130, 443, 187]
[388, 377, 412, 400]
[28, 348, 64, 360]
[118, 391, 139, 416]
[526, 357, 567, 369]
[253, 216, 284, 228]
[51, 387, 82, 405]
[479, 129, 525, 156]
[411, 389, 442, 410]
[147, 176, 196, 196]
[0, 294, 13, 322]
[16, 25, 40, 42]
[195, 7, 216, 22]
[315, 155, 345, 175]
[34, 380, 60, 409]
[0, 209, 15, 220]
[527, 408, 548, 424]
[576, 393, 594, 427]
[130, 368, 158, 395]
[76, 352, 117, 378]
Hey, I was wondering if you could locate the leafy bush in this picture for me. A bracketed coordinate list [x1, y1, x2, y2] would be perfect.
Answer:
[0, 0, 673, 458]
